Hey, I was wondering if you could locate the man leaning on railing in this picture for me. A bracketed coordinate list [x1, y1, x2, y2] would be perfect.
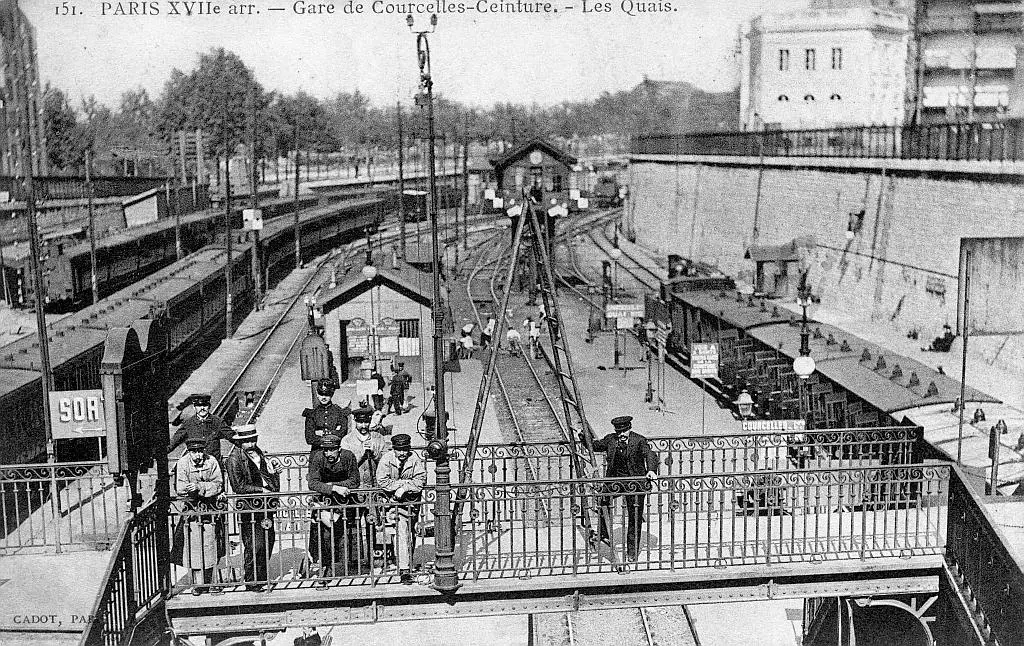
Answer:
[224, 425, 281, 592]
[375, 433, 426, 585]
[306, 432, 361, 586]
[171, 432, 225, 595]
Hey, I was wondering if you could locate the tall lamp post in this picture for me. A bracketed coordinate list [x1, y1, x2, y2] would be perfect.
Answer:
[408, 12, 459, 594]
[609, 246, 622, 368]
[793, 278, 816, 422]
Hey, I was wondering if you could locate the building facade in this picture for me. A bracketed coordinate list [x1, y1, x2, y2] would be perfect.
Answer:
[740, 0, 910, 130]
[0, 0, 46, 177]
[912, 0, 1024, 123]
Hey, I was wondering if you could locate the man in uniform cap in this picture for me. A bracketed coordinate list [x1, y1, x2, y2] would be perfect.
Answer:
[386, 362, 412, 416]
[169, 394, 234, 462]
[224, 425, 281, 591]
[307, 432, 361, 583]
[171, 432, 225, 594]
[376, 433, 426, 584]
[340, 407, 388, 488]
[589, 415, 658, 563]
[303, 380, 351, 449]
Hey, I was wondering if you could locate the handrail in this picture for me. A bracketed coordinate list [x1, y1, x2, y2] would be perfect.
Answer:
[632, 119, 1024, 164]
[77, 501, 165, 646]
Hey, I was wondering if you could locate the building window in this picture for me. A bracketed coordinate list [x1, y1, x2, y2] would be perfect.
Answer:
[777, 94, 790, 101]
[830, 93, 842, 101]
[552, 174, 563, 192]
[398, 319, 420, 338]
[779, 49, 790, 71]
[805, 49, 816, 70]
[804, 94, 816, 101]
[832, 48, 842, 70]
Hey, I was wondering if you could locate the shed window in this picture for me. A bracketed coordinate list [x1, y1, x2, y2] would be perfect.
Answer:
[805, 49, 816, 70]
[779, 49, 790, 71]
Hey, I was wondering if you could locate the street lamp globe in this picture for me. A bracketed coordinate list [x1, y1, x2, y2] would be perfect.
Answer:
[735, 390, 754, 418]
[362, 264, 378, 281]
[793, 355, 816, 379]
[609, 247, 623, 262]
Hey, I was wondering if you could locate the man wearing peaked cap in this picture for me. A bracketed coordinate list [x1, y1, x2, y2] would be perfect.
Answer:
[171, 431, 225, 594]
[303, 380, 351, 449]
[307, 429, 361, 582]
[588, 414, 658, 563]
[224, 424, 281, 591]
[168, 393, 233, 462]
[376, 433, 425, 584]
[340, 407, 387, 488]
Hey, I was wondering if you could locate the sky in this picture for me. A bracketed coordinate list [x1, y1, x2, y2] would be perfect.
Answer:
[26, 0, 808, 110]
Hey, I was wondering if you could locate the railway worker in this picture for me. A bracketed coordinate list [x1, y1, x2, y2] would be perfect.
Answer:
[369, 367, 387, 411]
[224, 425, 282, 592]
[589, 416, 658, 563]
[528, 318, 542, 358]
[171, 433, 225, 595]
[303, 380, 351, 448]
[376, 433, 426, 585]
[339, 407, 388, 489]
[168, 393, 234, 463]
[387, 362, 411, 416]
[306, 433, 361, 584]
[459, 332, 476, 359]
[506, 326, 523, 357]
[480, 316, 496, 350]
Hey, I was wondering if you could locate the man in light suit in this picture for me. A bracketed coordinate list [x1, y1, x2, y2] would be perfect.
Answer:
[590, 415, 658, 562]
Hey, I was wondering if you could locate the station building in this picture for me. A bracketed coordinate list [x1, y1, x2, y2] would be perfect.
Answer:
[317, 254, 440, 390]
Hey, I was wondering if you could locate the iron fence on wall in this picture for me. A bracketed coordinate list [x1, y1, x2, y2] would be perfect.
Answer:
[632, 119, 1024, 163]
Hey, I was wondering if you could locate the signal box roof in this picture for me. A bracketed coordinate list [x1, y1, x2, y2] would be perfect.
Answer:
[489, 138, 579, 173]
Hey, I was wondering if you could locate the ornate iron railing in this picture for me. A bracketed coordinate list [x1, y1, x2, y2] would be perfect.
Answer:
[78, 501, 166, 646]
[267, 427, 922, 491]
[632, 120, 1024, 163]
[0, 461, 133, 552]
[945, 465, 1024, 646]
[161, 464, 948, 596]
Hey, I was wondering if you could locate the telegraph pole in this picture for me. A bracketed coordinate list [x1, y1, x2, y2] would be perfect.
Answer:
[249, 97, 262, 310]
[397, 103, 406, 260]
[461, 113, 469, 250]
[14, 0, 59, 546]
[293, 115, 301, 269]
[85, 150, 99, 305]
[223, 99, 234, 339]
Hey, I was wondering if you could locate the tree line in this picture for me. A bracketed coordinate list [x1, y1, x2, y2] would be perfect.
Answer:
[42, 47, 739, 176]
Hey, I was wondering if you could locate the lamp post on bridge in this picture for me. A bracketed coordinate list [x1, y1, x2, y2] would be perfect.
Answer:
[408, 12, 459, 595]
[793, 274, 816, 423]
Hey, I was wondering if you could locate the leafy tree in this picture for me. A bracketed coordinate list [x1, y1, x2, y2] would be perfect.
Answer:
[43, 84, 85, 171]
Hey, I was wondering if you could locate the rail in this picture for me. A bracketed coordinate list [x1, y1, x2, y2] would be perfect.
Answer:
[632, 120, 1024, 163]
[946, 465, 1024, 646]
[158, 463, 949, 595]
[78, 500, 166, 646]
[0, 461, 133, 552]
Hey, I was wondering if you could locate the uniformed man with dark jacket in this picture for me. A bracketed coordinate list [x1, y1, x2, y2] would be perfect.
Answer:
[304, 381, 350, 449]
[590, 416, 658, 562]
[307, 433, 361, 582]
[169, 394, 234, 462]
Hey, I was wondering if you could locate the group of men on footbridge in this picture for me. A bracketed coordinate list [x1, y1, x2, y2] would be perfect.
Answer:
[165, 362, 424, 592]
[164, 373, 664, 590]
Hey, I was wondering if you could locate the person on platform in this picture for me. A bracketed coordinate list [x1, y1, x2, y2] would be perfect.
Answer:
[168, 393, 233, 462]
[459, 332, 476, 359]
[923, 324, 955, 353]
[306, 433, 361, 584]
[303, 381, 351, 449]
[369, 367, 387, 411]
[589, 415, 658, 563]
[171, 433, 225, 594]
[376, 433, 426, 584]
[224, 425, 281, 591]
[387, 363, 411, 416]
